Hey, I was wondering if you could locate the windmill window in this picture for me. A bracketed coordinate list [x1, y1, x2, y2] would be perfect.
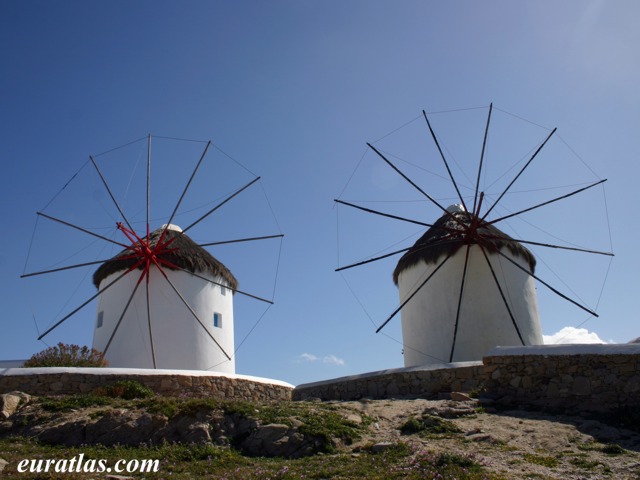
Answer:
[213, 312, 222, 328]
[221, 286, 226, 296]
[97, 311, 104, 328]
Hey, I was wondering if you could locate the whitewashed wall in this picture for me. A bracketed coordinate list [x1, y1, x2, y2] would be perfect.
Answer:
[93, 267, 235, 373]
[398, 245, 542, 367]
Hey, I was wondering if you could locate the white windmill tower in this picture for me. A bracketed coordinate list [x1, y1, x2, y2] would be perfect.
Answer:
[393, 204, 543, 367]
[335, 104, 612, 367]
[92, 223, 238, 372]
[22, 135, 283, 374]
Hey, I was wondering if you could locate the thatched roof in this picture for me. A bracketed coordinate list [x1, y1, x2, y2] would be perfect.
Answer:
[393, 210, 536, 285]
[93, 226, 238, 290]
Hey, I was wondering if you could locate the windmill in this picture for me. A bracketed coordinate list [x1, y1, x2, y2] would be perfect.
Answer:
[335, 104, 613, 367]
[22, 135, 283, 372]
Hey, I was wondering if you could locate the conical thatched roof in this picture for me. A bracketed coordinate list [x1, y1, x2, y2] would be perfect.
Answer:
[393, 210, 536, 285]
[93, 226, 238, 290]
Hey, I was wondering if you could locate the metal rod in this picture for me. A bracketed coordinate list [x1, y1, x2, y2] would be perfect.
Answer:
[182, 176, 261, 234]
[335, 246, 412, 272]
[180, 267, 274, 304]
[37, 212, 130, 249]
[367, 143, 454, 219]
[145, 277, 157, 369]
[449, 244, 472, 362]
[485, 179, 607, 226]
[423, 110, 468, 212]
[482, 127, 557, 220]
[477, 243, 525, 345]
[21, 259, 112, 278]
[37, 269, 131, 340]
[103, 270, 144, 356]
[164, 141, 211, 231]
[479, 234, 614, 256]
[494, 248, 598, 317]
[156, 266, 232, 360]
[334, 199, 434, 228]
[146, 134, 151, 243]
[89, 155, 135, 232]
[376, 251, 453, 333]
[473, 103, 493, 215]
[199, 234, 284, 247]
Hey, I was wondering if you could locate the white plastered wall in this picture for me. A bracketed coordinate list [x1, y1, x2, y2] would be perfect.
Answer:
[93, 267, 235, 373]
[398, 245, 542, 367]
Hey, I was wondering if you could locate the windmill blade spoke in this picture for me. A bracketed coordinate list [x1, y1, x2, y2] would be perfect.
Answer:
[336, 246, 412, 272]
[449, 244, 472, 362]
[473, 103, 493, 215]
[145, 278, 157, 369]
[199, 234, 284, 247]
[334, 199, 434, 228]
[90, 155, 135, 232]
[482, 127, 557, 220]
[164, 141, 211, 232]
[366, 143, 453, 217]
[422, 110, 468, 212]
[486, 179, 607, 226]
[179, 267, 273, 304]
[21, 259, 113, 278]
[103, 270, 145, 356]
[376, 251, 453, 334]
[480, 234, 614, 256]
[37, 212, 130, 249]
[37, 269, 131, 340]
[156, 267, 232, 360]
[182, 176, 261, 234]
[477, 243, 525, 345]
[494, 248, 598, 317]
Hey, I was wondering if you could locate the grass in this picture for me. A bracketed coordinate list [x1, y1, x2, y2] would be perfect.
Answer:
[0, 436, 506, 479]
[522, 453, 560, 468]
[400, 414, 462, 437]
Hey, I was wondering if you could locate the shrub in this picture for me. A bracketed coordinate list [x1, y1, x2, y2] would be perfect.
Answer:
[94, 380, 155, 399]
[23, 343, 108, 368]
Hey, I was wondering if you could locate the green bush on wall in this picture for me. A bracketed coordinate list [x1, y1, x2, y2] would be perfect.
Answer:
[23, 343, 108, 368]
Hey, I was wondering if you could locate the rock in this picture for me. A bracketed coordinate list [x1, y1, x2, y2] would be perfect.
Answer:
[451, 392, 472, 402]
[1, 391, 31, 419]
[370, 442, 394, 453]
[0, 458, 8, 472]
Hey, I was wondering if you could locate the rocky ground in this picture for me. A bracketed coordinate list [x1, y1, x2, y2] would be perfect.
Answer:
[342, 397, 640, 479]
[1, 391, 640, 479]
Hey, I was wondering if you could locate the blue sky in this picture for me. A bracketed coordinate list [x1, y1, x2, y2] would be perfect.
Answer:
[1, 1, 639, 386]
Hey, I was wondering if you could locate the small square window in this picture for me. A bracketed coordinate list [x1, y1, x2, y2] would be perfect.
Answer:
[213, 312, 222, 328]
[97, 311, 104, 328]
[221, 286, 226, 296]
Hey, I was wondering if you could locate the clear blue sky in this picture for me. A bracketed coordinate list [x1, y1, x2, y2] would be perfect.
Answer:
[1, 1, 638, 386]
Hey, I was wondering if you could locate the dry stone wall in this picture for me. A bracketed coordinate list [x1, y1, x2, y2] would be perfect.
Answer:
[294, 345, 640, 414]
[0, 368, 292, 402]
[482, 345, 640, 413]
[293, 362, 484, 401]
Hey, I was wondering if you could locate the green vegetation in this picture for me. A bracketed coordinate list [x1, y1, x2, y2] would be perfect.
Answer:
[23, 343, 108, 368]
[0, 436, 505, 479]
[400, 414, 462, 436]
[523, 453, 560, 468]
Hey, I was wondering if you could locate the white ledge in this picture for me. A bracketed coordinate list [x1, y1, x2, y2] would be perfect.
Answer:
[0, 366, 294, 389]
[296, 361, 483, 390]
[487, 344, 640, 357]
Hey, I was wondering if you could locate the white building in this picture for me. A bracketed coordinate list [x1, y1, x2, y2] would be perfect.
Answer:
[394, 206, 543, 367]
[92, 224, 237, 373]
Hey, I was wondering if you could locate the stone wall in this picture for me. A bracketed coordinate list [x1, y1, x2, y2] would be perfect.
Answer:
[482, 345, 640, 413]
[293, 362, 484, 401]
[0, 367, 292, 402]
[293, 345, 640, 414]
